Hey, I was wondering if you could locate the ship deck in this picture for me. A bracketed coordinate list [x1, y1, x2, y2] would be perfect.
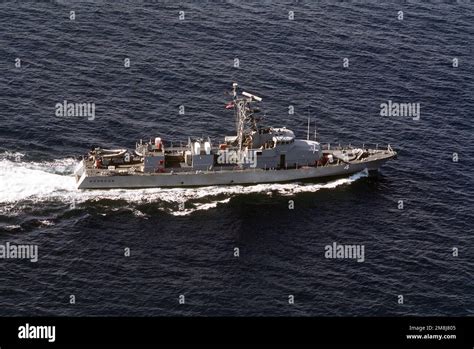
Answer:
[80, 145, 396, 177]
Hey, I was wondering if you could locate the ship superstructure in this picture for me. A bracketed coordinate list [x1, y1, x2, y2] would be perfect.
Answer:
[75, 83, 396, 189]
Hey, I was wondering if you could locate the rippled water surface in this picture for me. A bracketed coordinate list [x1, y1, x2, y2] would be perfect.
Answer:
[0, 1, 473, 316]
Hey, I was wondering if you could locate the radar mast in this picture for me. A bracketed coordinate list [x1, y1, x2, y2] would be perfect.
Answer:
[229, 83, 262, 150]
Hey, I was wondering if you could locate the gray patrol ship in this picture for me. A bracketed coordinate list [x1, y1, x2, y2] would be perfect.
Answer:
[75, 83, 396, 189]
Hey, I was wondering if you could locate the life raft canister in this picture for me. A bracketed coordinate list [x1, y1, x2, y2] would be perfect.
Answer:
[155, 137, 162, 151]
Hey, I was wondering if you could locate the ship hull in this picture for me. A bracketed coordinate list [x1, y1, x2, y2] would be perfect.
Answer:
[76, 157, 392, 190]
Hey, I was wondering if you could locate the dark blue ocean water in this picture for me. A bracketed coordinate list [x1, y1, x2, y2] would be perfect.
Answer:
[0, 0, 473, 316]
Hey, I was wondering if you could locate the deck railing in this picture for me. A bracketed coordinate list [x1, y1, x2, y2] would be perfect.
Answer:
[321, 143, 394, 152]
